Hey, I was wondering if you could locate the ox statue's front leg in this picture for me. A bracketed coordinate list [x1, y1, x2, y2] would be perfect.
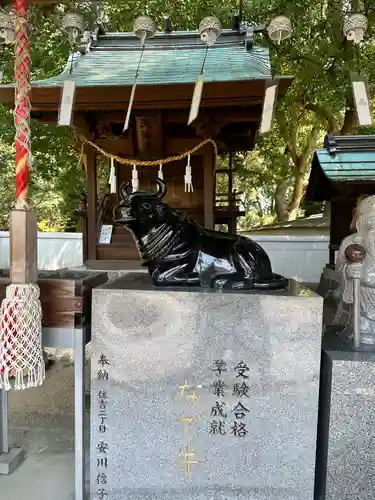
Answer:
[151, 262, 200, 287]
[211, 274, 254, 290]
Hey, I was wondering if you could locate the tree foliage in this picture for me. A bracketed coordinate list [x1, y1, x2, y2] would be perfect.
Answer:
[0, 0, 373, 230]
[0, 105, 84, 231]
[238, 0, 375, 223]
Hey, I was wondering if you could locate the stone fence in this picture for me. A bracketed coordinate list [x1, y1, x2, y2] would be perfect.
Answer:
[0, 231, 329, 283]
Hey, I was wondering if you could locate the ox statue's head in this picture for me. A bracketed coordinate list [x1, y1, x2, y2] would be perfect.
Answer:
[114, 178, 169, 233]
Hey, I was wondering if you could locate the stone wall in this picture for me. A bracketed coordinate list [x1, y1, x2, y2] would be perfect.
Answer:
[0, 231, 329, 283]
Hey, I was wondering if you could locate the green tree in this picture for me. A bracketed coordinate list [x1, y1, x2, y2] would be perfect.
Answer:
[0, 6, 86, 231]
[239, 0, 375, 223]
[0, 0, 374, 231]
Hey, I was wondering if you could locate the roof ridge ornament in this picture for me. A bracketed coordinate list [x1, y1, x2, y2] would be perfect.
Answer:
[96, 10, 109, 33]
[77, 30, 95, 54]
[123, 16, 157, 132]
[244, 26, 254, 51]
[163, 14, 173, 33]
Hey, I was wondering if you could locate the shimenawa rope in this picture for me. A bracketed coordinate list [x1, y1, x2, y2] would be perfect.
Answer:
[80, 137, 218, 176]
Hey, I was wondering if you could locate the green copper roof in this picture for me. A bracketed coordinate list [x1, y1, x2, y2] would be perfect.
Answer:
[305, 135, 375, 201]
[33, 30, 272, 88]
[315, 150, 375, 181]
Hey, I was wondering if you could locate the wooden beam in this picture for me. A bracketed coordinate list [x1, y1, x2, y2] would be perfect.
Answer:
[163, 107, 262, 124]
[194, 115, 224, 139]
[94, 111, 124, 123]
[32, 106, 262, 130]
[0, 81, 270, 110]
[96, 138, 133, 156]
[45, 108, 260, 125]
[134, 111, 163, 159]
[84, 145, 97, 262]
[27, 96, 263, 112]
[0, 78, 294, 112]
[10, 210, 37, 284]
[71, 113, 97, 149]
[81, 210, 88, 263]
[165, 138, 224, 156]
[204, 149, 214, 230]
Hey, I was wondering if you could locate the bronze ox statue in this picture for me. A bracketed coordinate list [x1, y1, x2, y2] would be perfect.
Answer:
[114, 179, 288, 290]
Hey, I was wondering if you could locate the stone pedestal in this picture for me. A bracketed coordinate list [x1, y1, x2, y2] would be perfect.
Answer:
[91, 274, 323, 500]
[316, 331, 375, 500]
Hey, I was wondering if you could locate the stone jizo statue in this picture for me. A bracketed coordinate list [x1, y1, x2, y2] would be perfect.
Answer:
[335, 195, 375, 345]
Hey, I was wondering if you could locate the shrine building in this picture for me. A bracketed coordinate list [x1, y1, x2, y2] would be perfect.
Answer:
[0, 21, 293, 269]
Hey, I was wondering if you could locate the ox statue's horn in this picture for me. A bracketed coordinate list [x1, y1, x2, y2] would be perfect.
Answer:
[119, 181, 133, 201]
[155, 178, 167, 199]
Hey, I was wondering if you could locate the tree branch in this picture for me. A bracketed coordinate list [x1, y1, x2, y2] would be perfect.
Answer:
[301, 124, 320, 165]
[276, 111, 300, 166]
[274, 44, 322, 68]
[340, 93, 356, 135]
[303, 102, 337, 134]
[285, 142, 300, 167]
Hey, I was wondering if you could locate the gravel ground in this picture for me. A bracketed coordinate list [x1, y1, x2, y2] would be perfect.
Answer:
[3, 352, 90, 500]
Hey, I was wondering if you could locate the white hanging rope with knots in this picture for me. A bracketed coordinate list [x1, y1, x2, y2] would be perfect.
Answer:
[0, 283, 45, 391]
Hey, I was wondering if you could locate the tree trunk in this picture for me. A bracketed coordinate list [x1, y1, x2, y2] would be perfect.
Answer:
[275, 183, 289, 222]
[288, 172, 305, 221]
[340, 99, 357, 135]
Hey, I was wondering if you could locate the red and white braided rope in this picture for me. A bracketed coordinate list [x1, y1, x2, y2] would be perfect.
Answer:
[14, 1, 31, 208]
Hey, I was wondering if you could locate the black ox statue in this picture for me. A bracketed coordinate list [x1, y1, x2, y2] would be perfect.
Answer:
[114, 179, 288, 290]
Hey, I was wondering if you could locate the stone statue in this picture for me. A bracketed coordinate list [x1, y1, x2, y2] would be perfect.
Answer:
[114, 179, 288, 290]
[335, 195, 375, 345]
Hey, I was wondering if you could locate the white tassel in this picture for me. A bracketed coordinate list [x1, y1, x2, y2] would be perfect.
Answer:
[109, 158, 117, 194]
[158, 163, 164, 180]
[132, 164, 139, 193]
[184, 155, 193, 193]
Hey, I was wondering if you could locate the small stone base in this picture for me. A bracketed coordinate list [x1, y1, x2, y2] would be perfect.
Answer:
[0, 447, 26, 475]
[316, 330, 375, 499]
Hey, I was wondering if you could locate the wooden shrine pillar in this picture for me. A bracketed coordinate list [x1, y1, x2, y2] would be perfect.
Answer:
[10, 210, 37, 283]
[227, 152, 235, 233]
[82, 214, 89, 263]
[110, 159, 119, 206]
[204, 150, 214, 230]
[85, 145, 97, 261]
